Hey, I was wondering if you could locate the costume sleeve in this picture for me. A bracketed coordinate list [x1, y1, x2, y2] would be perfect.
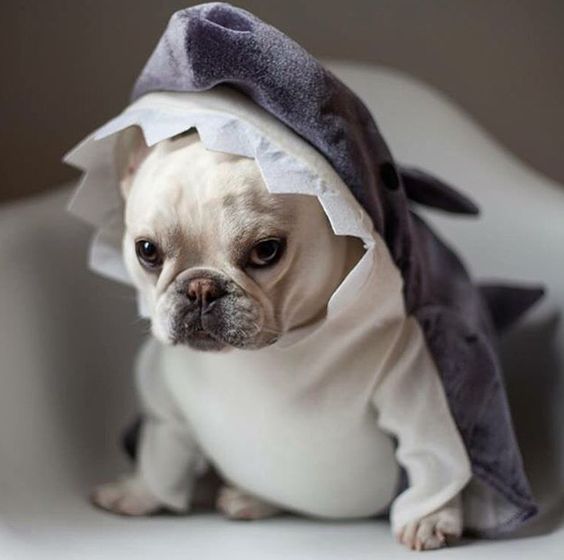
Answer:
[371, 317, 472, 532]
[135, 338, 206, 511]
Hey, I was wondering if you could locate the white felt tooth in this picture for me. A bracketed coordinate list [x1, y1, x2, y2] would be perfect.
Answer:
[93, 111, 140, 142]
[67, 165, 120, 227]
[63, 132, 104, 168]
[318, 193, 369, 239]
[88, 212, 131, 285]
[256, 140, 324, 196]
[197, 117, 255, 158]
[141, 111, 196, 146]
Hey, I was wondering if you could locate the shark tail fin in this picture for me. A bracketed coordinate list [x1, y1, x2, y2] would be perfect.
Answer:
[479, 283, 545, 334]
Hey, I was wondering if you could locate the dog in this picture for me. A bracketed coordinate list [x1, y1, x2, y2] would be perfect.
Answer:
[91, 128, 472, 551]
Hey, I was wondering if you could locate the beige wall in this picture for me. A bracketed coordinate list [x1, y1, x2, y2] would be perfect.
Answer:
[1, 0, 563, 202]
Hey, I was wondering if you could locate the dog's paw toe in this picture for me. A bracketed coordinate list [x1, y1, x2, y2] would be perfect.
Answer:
[396, 500, 462, 551]
[216, 486, 281, 520]
[91, 478, 162, 516]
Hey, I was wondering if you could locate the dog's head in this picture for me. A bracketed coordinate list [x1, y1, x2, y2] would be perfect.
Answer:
[117, 128, 363, 351]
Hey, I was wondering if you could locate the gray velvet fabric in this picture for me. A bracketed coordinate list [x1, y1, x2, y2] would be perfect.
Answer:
[132, 2, 542, 533]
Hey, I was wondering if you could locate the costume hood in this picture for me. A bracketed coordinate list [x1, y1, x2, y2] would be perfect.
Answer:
[65, 2, 543, 535]
[65, 86, 379, 317]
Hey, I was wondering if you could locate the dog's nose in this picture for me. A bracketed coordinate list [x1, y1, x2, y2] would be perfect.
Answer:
[186, 277, 225, 310]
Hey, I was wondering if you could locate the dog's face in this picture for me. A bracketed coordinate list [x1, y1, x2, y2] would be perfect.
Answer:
[118, 129, 363, 351]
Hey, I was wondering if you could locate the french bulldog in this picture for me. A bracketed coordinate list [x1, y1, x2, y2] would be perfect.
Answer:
[91, 128, 471, 551]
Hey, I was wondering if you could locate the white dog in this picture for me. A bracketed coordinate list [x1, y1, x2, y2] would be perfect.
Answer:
[92, 128, 471, 551]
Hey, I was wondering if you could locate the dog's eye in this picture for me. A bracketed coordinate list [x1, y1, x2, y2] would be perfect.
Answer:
[135, 239, 163, 270]
[248, 238, 285, 268]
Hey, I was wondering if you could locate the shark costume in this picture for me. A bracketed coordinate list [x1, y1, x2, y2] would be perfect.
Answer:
[65, 3, 543, 537]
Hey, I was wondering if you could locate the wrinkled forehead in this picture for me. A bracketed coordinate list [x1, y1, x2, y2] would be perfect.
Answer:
[125, 136, 304, 238]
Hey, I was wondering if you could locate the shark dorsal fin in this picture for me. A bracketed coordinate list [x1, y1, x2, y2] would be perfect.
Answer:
[399, 166, 480, 216]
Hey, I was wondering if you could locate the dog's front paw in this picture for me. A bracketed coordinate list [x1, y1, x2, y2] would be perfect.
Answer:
[396, 496, 462, 551]
[216, 485, 281, 520]
[91, 477, 163, 516]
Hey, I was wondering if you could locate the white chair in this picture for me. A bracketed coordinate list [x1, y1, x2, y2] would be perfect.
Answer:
[0, 62, 562, 559]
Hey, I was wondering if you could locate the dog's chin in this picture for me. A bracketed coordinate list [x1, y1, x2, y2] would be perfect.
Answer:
[181, 331, 229, 352]
[168, 329, 279, 352]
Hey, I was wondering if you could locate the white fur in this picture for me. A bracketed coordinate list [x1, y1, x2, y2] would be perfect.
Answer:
[92, 134, 471, 551]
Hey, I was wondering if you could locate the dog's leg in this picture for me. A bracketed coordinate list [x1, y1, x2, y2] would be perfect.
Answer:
[370, 319, 472, 549]
[396, 494, 462, 551]
[91, 340, 205, 516]
[91, 409, 204, 516]
[216, 486, 282, 520]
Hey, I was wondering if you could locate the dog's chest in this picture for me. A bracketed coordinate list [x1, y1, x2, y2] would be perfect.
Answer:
[159, 334, 401, 518]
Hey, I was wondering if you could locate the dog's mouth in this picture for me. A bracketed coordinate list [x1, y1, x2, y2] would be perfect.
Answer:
[169, 314, 276, 352]
[174, 324, 228, 351]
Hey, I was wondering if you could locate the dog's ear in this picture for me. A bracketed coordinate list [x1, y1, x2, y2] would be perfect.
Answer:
[114, 126, 151, 199]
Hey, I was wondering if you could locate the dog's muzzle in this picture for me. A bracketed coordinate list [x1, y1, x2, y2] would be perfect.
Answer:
[167, 270, 264, 351]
